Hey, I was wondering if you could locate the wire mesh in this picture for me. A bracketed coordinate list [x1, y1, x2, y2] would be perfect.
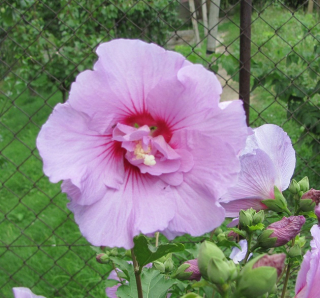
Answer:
[0, 0, 319, 297]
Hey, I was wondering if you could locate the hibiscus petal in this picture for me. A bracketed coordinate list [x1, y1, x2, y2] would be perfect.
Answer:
[37, 103, 125, 205]
[220, 149, 278, 216]
[221, 199, 267, 218]
[12, 288, 46, 298]
[146, 64, 222, 133]
[253, 124, 296, 191]
[67, 174, 175, 249]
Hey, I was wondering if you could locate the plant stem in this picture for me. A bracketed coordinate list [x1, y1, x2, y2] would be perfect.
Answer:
[281, 260, 291, 298]
[131, 249, 143, 298]
[243, 232, 252, 264]
[155, 232, 159, 247]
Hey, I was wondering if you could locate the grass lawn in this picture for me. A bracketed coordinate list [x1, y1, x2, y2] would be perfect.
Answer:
[0, 3, 319, 297]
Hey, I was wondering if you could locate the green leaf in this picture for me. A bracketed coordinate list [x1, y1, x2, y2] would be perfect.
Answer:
[133, 235, 184, 270]
[180, 293, 203, 298]
[117, 268, 176, 298]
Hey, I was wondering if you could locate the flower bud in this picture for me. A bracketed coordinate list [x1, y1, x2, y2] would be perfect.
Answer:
[175, 259, 201, 281]
[153, 261, 166, 273]
[239, 210, 253, 228]
[164, 258, 174, 272]
[198, 241, 225, 280]
[258, 216, 306, 248]
[253, 210, 265, 225]
[237, 254, 277, 298]
[207, 257, 237, 285]
[289, 179, 300, 194]
[298, 177, 309, 192]
[96, 253, 110, 264]
[252, 253, 286, 278]
[301, 188, 320, 205]
[288, 244, 302, 258]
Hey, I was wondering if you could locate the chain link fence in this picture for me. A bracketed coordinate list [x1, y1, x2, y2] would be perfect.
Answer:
[0, 0, 319, 297]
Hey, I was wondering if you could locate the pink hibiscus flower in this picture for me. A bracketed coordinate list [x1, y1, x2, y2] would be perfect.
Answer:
[37, 39, 249, 249]
[295, 224, 320, 298]
[220, 124, 296, 217]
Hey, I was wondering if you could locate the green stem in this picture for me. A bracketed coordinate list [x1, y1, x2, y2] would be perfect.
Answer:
[131, 249, 143, 298]
[281, 260, 291, 298]
[244, 232, 252, 264]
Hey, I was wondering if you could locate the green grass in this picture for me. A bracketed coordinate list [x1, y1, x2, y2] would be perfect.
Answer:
[0, 4, 319, 298]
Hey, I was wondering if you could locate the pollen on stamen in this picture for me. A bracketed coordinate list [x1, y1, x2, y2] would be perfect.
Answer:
[133, 142, 156, 166]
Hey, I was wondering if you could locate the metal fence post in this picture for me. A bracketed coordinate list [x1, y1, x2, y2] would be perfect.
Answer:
[239, 0, 252, 126]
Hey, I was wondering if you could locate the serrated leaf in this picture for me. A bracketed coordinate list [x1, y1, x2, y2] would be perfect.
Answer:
[133, 235, 184, 270]
[117, 268, 175, 298]
[248, 223, 265, 231]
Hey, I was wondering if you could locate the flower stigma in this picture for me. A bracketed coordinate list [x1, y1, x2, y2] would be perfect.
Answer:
[133, 141, 156, 166]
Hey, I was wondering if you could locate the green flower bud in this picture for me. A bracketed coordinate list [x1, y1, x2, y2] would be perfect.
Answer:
[298, 177, 309, 192]
[237, 255, 277, 298]
[109, 248, 118, 256]
[217, 233, 227, 242]
[198, 241, 225, 280]
[288, 244, 302, 258]
[207, 257, 231, 285]
[180, 293, 202, 298]
[214, 228, 223, 235]
[96, 253, 110, 264]
[153, 261, 166, 273]
[239, 210, 253, 228]
[253, 210, 265, 225]
[164, 258, 174, 272]
[289, 179, 300, 194]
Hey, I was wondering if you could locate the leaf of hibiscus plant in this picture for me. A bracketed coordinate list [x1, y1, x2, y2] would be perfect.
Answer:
[133, 235, 184, 270]
[117, 267, 176, 298]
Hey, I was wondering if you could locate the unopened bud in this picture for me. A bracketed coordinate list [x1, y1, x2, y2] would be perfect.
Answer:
[198, 241, 225, 280]
[252, 253, 286, 278]
[299, 198, 316, 212]
[253, 210, 265, 225]
[289, 179, 300, 194]
[175, 259, 201, 281]
[298, 177, 309, 192]
[164, 258, 174, 272]
[301, 189, 320, 205]
[258, 216, 306, 248]
[239, 210, 253, 228]
[96, 253, 110, 264]
[153, 261, 166, 273]
[207, 257, 237, 285]
[288, 244, 302, 258]
[237, 254, 277, 297]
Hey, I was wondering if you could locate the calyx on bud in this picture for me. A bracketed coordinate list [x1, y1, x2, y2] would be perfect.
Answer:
[174, 259, 201, 281]
[289, 179, 300, 195]
[258, 216, 306, 248]
[236, 254, 278, 298]
[198, 241, 237, 286]
[262, 186, 290, 215]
